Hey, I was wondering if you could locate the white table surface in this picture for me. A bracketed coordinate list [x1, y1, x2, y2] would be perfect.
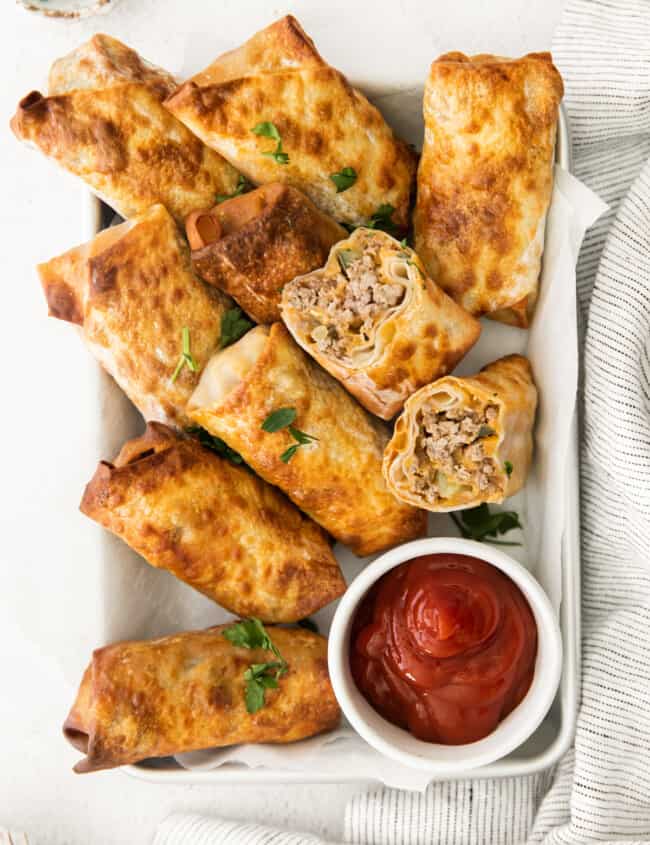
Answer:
[0, 1, 564, 842]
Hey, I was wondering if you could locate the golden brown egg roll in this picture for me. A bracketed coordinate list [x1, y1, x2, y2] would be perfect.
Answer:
[414, 52, 563, 327]
[187, 323, 426, 556]
[281, 228, 481, 420]
[81, 422, 344, 621]
[37, 204, 232, 427]
[11, 83, 239, 223]
[64, 625, 340, 773]
[188, 183, 346, 323]
[164, 16, 416, 228]
[383, 355, 537, 511]
[48, 33, 178, 100]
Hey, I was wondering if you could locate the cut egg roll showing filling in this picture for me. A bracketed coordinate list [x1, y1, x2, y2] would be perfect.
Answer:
[187, 322, 426, 556]
[282, 229, 481, 419]
[383, 355, 537, 511]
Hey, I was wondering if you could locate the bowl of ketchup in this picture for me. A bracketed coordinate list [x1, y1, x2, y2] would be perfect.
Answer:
[328, 537, 562, 773]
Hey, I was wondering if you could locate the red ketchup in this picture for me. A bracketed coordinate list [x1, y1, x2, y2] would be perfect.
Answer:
[350, 554, 537, 744]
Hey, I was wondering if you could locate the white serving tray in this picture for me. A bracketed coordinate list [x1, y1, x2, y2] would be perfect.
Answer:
[84, 104, 579, 785]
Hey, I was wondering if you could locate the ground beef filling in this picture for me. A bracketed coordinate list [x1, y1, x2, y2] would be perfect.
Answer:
[408, 403, 500, 501]
[287, 248, 405, 357]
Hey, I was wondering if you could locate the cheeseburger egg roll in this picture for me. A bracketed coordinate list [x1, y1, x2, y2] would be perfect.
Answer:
[383, 355, 537, 511]
[37, 204, 232, 427]
[281, 228, 481, 419]
[187, 183, 346, 323]
[414, 52, 563, 327]
[64, 625, 340, 773]
[187, 323, 426, 556]
[81, 423, 344, 622]
[165, 16, 416, 228]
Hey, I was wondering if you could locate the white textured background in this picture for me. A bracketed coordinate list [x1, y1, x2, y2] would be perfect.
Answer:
[0, 1, 563, 842]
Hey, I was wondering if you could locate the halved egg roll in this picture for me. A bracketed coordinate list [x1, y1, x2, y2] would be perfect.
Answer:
[48, 33, 178, 100]
[383, 355, 537, 511]
[165, 16, 416, 227]
[187, 183, 346, 323]
[414, 52, 563, 327]
[187, 323, 426, 556]
[11, 83, 239, 223]
[37, 204, 232, 427]
[81, 422, 344, 621]
[64, 625, 339, 773]
[281, 228, 481, 420]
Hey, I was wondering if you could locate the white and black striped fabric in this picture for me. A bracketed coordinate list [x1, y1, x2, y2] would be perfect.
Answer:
[155, 2, 650, 842]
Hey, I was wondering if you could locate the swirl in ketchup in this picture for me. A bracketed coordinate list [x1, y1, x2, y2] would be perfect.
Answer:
[350, 554, 537, 744]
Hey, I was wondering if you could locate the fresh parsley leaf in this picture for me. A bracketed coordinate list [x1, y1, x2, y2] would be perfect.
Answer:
[478, 425, 496, 438]
[367, 203, 398, 235]
[337, 249, 359, 275]
[264, 146, 290, 165]
[297, 617, 319, 633]
[223, 619, 288, 714]
[261, 407, 297, 433]
[185, 426, 244, 465]
[219, 306, 255, 349]
[244, 677, 266, 714]
[288, 425, 318, 446]
[450, 504, 522, 546]
[262, 408, 317, 461]
[216, 174, 250, 204]
[504, 461, 514, 476]
[223, 617, 271, 650]
[330, 166, 357, 193]
[280, 444, 300, 463]
[251, 122, 281, 142]
[171, 326, 199, 382]
[252, 122, 289, 165]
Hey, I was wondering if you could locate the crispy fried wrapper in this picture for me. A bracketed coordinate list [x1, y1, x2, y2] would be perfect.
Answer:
[281, 228, 481, 419]
[64, 625, 340, 773]
[188, 183, 346, 323]
[383, 355, 537, 511]
[187, 323, 426, 556]
[414, 52, 563, 327]
[48, 33, 178, 100]
[11, 81, 239, 223]
[80, 422, 344, 621]
[37, 204, 232, 427]
[165, 16, 416, 227]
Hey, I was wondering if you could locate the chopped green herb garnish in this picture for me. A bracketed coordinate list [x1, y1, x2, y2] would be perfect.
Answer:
[280, 444, 300, 463]
[297, 617, 319, 633]
[399, 238, 408, 248]
[219, 306, 255, 349]
[504, 461, 514, 476]
[216, 174, 250, 204]
[170, 326, 199, 383]
[251, 122, 281, 143]
[367, 203, 398, 235]
[223, 618, 288, 714]
[288, 425, 317, 446]
[185, 426, 244, 465]
[330, 166, 357, 193]
[261, 407, 317, 462]
[450, 503, 522, 546]
[478, 425, 496, 438]
[262, 407, 297, 433]
[252, 121, 289, 165]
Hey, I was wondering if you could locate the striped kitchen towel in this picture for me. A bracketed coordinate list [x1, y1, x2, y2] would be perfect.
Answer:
[154, 0, 650, 842]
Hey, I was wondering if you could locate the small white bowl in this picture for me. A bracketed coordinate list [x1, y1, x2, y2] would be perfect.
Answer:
[328, 536, 562, 774]
[17, 0, 120, 19]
